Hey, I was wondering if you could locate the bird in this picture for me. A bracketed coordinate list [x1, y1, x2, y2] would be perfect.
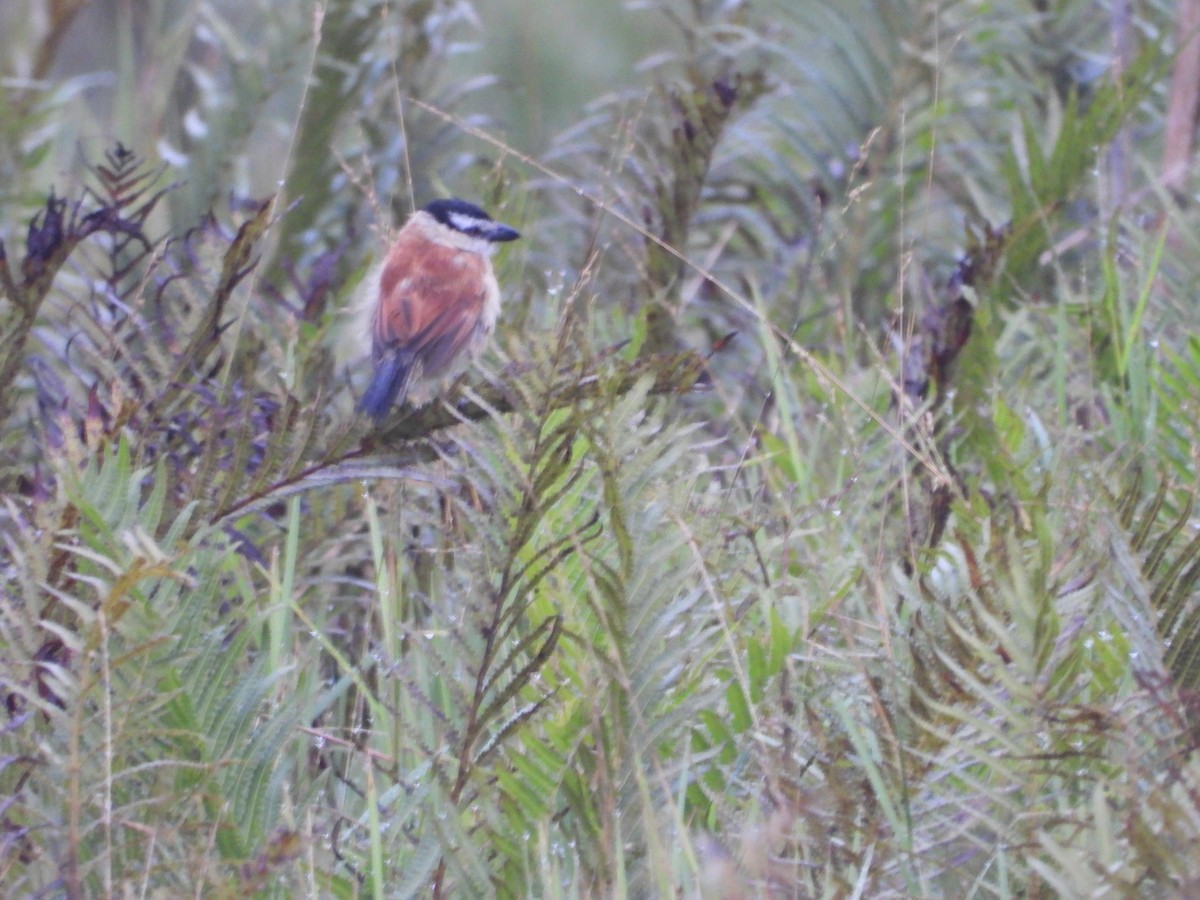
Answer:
[358, 198, 520, 421]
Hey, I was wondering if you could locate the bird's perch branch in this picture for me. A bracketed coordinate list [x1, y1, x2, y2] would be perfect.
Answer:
[215, 349, 710, 523]
[370, 348, 709, 444]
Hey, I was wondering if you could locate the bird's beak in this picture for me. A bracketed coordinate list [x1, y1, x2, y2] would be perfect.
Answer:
[488, 222, 521, 243]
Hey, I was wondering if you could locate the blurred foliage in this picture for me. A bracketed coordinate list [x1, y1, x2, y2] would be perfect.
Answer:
[4, 0, 1200, 896]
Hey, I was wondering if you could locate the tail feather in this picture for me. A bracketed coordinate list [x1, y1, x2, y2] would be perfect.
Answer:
[359, 350, 414, 421]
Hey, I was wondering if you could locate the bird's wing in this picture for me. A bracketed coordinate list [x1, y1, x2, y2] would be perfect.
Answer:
[373, 239, 489, 378]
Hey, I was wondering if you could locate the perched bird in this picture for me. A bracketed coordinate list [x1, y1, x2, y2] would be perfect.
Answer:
[358, 198, 520, 420]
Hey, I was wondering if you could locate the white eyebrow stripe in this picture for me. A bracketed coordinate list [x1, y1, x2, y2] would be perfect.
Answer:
[448, 211, 487, 232]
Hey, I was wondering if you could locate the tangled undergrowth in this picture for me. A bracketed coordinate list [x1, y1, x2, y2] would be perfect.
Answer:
[3, 0, 1200, 896]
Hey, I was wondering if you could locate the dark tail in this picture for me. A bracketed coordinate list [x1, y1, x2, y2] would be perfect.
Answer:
[358, 350, 414, 421]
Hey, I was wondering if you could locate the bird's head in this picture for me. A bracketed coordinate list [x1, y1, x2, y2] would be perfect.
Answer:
[419, 198, 520, 253]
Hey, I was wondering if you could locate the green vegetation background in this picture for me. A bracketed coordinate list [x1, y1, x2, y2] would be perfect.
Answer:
[3, 0, 1200, 896]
